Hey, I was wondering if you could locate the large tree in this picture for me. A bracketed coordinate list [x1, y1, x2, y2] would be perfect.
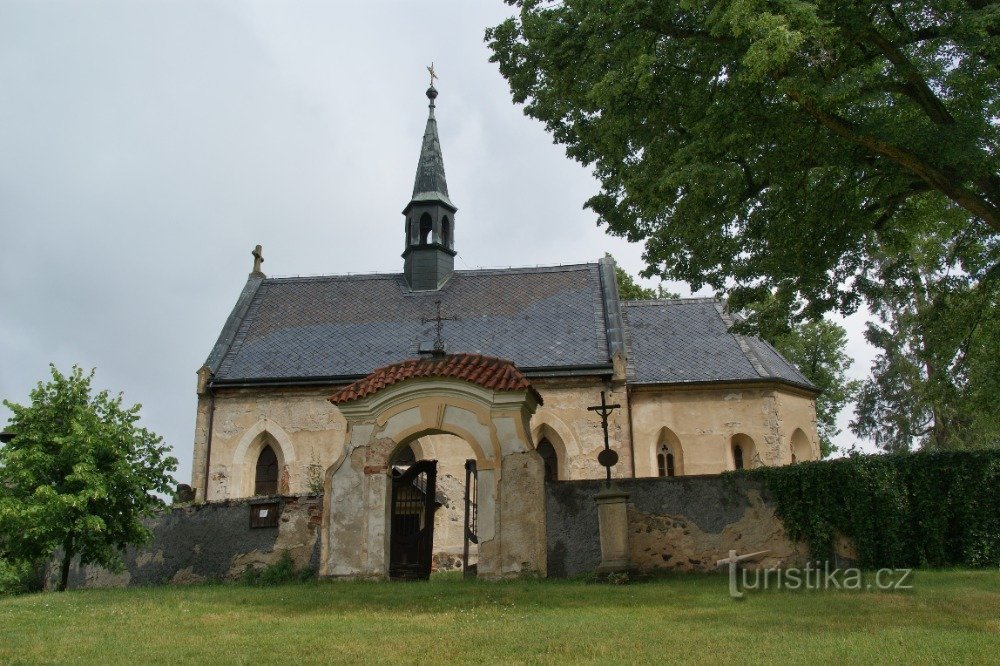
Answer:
[487, 0, 999, 320]
[851, 201, 1000, 450]
[0, 366, 177, 591]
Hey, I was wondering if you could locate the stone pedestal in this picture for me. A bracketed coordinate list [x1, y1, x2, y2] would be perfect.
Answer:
[595, 485, 635, 575]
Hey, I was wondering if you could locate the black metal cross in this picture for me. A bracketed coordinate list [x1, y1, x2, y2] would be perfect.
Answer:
[587, 390, 622, 485]
[420, 299, 454, 356]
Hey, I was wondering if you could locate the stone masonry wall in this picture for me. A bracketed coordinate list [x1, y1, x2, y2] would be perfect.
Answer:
[62, 495, 322, 590]
[546, 476, 811, 578]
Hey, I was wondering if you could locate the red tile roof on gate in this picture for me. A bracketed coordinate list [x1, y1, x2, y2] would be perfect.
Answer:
[328, 353, 543, 406]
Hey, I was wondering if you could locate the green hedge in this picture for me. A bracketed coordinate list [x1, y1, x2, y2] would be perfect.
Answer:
[742, 450, 1000, 569]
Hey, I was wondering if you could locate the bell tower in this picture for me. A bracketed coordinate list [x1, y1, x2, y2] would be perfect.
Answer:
[402, 80, 457, 291]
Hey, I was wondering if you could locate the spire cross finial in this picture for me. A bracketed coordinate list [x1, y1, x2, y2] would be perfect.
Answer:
[250, 244, 265, 277]
[426, 62, 438, 87]
[421, 298, 455, 356]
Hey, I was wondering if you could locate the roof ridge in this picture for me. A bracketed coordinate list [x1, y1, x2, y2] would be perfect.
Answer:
[621, 296, 720, 306]
[263, 263, 600, 283]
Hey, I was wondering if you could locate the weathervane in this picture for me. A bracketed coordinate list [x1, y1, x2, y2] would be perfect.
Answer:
[426, 62, 438, 87]
[588, 391, 622, 486]
[420, 299, 454, 356]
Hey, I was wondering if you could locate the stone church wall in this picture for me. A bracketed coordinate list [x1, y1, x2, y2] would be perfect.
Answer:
[192, 386, 349, 501]
[62, 495, 323, 590]
[61, 475, 839, 587]
[529, 378, 633, 480]
[545, 476, 811, 578]
[629, 384, 819, 476]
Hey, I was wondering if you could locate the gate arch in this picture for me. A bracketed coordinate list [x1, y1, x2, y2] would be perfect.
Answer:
[320, 354, 546, 580]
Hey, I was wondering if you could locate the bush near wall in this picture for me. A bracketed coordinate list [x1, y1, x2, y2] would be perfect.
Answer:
[742, 450, 1000, 569]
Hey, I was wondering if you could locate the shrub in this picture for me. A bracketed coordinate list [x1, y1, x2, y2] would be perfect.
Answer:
[742, 450, 1000, 568]
[241, 550, 314, 586]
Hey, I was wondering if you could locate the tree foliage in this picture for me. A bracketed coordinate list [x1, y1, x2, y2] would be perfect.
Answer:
[766, 319, 860, 456]
[609, 253, 680, 299]
[851, 202, 1000, 451]
[0, 365, 177, 591]
[487, 0, 999, 320]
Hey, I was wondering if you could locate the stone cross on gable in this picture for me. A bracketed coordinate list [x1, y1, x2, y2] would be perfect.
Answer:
[250, 244, 265, 277]
[420, 298, 454, 357]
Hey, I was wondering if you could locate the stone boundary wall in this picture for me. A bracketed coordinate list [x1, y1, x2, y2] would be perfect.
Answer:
[64, 495, 322, 590]
[546, 476, 812, 578]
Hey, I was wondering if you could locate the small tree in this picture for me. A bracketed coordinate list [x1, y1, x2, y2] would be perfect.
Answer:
[0, 365, 177, 591]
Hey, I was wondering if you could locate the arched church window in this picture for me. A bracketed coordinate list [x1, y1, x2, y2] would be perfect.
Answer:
[441, 216, 451, 248]
[537, 437, 558, 481]
[255, 444, 279, 495]
[733, 444, 744, 471]
[657, 445, 675, 477]
[419, 213, 433, 245]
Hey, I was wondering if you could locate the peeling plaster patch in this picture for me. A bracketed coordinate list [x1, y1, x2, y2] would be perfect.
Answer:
[627, 495, 803, 572]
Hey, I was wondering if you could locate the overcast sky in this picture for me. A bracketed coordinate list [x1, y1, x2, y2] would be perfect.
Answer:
[0, 1, 877, 486]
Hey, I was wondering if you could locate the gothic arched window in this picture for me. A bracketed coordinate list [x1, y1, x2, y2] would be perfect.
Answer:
[441, 216, 451, 248]
[419, 213, 433, 245]
[537, 437, 558, 481]
[255, 444, 279, 495]
[657, 446, 675, 477]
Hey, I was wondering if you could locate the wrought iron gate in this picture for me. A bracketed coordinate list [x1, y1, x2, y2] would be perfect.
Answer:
[462, 459, 478, 578]
[389, 459, 437, 580]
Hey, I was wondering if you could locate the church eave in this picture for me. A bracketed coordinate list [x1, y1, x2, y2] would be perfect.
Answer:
[402, 243, 457, 258]
[403, 193, 456, 212]
[206, 363, 616, 390]
[628, 377, 821, 397]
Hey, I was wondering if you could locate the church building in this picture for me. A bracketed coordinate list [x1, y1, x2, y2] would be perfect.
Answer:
[190, 82, 819, 575]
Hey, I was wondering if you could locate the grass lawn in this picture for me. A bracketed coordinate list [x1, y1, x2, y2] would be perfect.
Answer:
[1, 570, 998, 664]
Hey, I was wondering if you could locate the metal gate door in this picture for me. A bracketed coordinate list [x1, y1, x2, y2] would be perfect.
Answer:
[462, 459, 478, 579]
[389, 459, 437, 580]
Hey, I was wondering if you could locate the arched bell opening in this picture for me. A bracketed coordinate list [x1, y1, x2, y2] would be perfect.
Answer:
[419, 213, 433, 245]
[441, 216, 451, 248]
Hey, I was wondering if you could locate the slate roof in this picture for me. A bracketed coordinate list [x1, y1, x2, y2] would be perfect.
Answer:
[621, 299, 815, 389]
[207, 264, 614, 385]
[328, 354, 542, 405]
[204, 262, 816, 393]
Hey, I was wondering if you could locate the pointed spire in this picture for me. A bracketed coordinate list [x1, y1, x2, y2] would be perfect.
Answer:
[411, 84, 454, 207]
